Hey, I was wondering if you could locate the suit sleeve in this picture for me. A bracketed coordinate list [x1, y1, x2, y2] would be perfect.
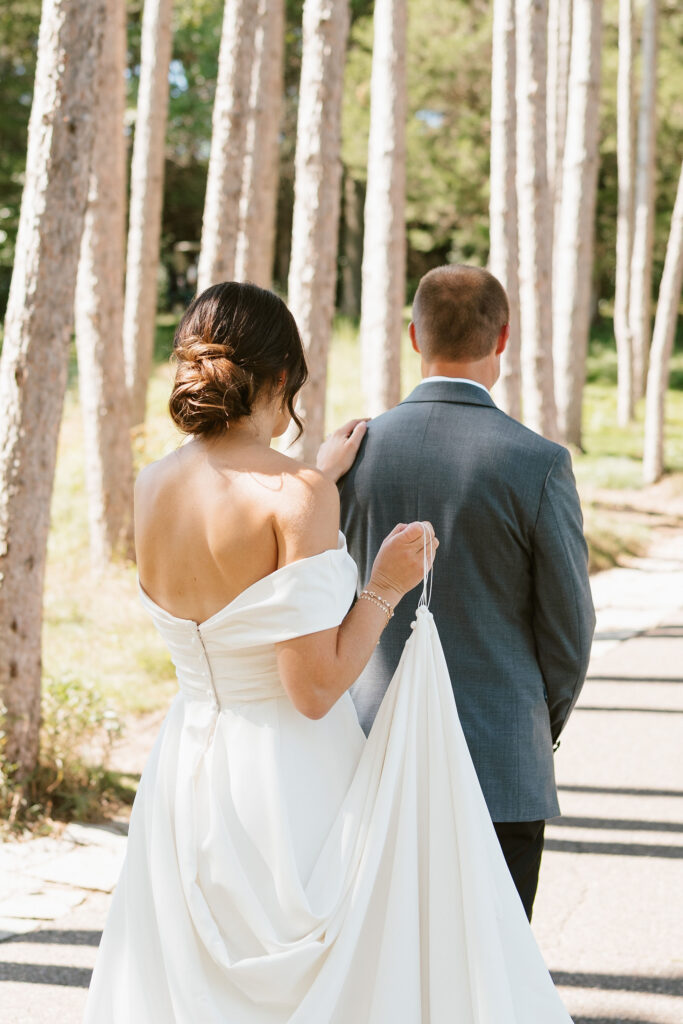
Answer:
[532, 447, 596, 741]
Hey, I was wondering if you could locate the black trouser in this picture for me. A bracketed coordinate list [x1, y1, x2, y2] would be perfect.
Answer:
[493, 819, 545, 921]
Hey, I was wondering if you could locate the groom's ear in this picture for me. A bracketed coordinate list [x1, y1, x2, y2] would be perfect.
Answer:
[495, 323, 510, 356]
[409, 321, 420, 354]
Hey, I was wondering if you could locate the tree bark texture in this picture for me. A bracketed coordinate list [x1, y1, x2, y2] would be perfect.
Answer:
[76, 0, 135, 570]
[234, 0, 284, 288]
[0, 0, 105, 775]
[122, 0, 173, 426]
[547, 0, 572, 271]
[197, 0, 259, 292]
[359, 0, 407, 417]
[629, 0, 658, 400]
[287, 0, 350, 460]
[515, 0, 558, 438]
[552, 0, 602, 448]
[643, 163, 683, 484]
[614, 0, 636, 425]
[489, 0, 522, 421]
[339, 172, 364, 318]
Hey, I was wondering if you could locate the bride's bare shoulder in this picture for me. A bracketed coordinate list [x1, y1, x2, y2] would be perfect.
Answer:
[134, 447, 185, 500]
[271, 453, 340, 563]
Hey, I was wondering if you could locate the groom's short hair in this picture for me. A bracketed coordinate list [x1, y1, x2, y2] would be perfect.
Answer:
[412, 265, 509, 362]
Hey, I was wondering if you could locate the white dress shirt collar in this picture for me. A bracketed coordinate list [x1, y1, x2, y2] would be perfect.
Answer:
[416, 376, 490, 395]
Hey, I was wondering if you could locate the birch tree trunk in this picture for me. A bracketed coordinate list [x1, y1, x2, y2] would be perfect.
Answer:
[339, 171, 364, 318]
[0, 0, 105, 775]
[490, 0, 522, 420]
[287, 0, 350, 461]
[643, 163, 683, 484]
[553, 0, 602, 448]
[614, 0, 636, 425]
[234, 0, 284, 288]
[122, 0, 173, 426]
[197, 0, 259, 292]
[515, 0, 558, 438]
[629, 0, 658, 400]
[76, 0, 134, 569]
[547, 0, 572, 264]
[358, 0, 407, 417]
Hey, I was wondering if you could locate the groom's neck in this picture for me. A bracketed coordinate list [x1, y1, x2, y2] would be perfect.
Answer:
[420, 356, 495, 391]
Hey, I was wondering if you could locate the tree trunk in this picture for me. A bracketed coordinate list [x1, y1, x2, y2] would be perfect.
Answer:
[0, 0, 105, 776]
[339, 171, 364, 319]
[614, 0, 636, 426]
[274, 180, 294, 289]
[75, 0, 134, 570]
[515, 0, 558, 438]
[197, 0, 259, 292]
[643, 163, 683, 484]
[547, 0, 572, 265]
[489, 0, 522, 420]
[234, 0, 284, 288]
[286, 0, 350, 460]
[358, 0, 407, 417]
[123, 0, 173, 426]
[629, 0, 658, 400]
[552, 0, 602, 448]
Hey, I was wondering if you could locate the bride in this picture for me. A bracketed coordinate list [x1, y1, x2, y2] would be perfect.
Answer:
[84, 281, 572, 1022]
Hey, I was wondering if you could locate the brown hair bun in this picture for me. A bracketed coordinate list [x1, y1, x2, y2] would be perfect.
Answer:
[169, 282, 308, 438]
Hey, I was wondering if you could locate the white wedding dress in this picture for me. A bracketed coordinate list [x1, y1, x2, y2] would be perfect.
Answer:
[84, 533, 572, 1023]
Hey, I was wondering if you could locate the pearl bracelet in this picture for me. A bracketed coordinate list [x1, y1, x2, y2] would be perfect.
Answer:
[358, 589, 394, 624]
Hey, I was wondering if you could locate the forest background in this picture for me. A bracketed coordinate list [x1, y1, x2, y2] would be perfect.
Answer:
[2, 0, 681, 319]
[0, 0, 682, 828]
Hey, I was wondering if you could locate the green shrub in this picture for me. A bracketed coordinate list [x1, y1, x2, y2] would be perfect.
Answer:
[0, 674, 136, 836]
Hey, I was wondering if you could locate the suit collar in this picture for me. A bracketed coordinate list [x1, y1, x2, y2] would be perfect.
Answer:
[400, 379, 498, 409]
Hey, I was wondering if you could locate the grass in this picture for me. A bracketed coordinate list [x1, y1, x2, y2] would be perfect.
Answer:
[3, 309, 680, 831]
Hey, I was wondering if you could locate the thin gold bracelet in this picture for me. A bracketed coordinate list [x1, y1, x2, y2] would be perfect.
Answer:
[362, 589, 394, 615]
[358, 589, 394, 624]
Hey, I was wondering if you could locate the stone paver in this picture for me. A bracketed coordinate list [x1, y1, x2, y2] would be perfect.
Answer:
[2, 535, 683, 1022]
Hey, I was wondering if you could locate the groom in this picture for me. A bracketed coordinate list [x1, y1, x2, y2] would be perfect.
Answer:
[339, 264, 596, 920]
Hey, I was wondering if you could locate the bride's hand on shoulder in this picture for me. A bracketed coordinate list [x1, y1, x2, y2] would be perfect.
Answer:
[369, 521, 439, 607]
[316, 419, 369, 483]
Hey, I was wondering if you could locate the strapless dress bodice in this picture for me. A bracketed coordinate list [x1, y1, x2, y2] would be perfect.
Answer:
[138, 533, 358, 708]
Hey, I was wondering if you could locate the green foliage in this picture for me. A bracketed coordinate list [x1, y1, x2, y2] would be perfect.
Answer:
[594, 0, 683, 300]
[0, 674, 134, 835]
[0, 0, 41, 313]
[343, 0, 495, 285]
[1, 0, 681, 317]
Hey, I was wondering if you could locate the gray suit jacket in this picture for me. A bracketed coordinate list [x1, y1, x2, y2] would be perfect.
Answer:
[339, 380, 595, 822]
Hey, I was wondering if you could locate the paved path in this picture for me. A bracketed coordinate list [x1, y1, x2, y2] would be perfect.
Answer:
[1, 536, 682, 1023]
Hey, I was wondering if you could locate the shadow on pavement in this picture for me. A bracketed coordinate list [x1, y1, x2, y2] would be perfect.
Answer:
[575, 706, 683, 714]
[545, 838, 683, 858]
[551, 816, 683, 833]
[552, 970, 683, 996]
[0, 962, 92, 987]
[558, 784, 683, 798]
[645, 625, 683, 638]
[573, 1019, 660, 1024]
[12, 929, 102, 947]
[586, 676, 683, 684]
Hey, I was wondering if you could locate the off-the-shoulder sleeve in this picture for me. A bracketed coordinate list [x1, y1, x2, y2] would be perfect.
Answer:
[204, 545, 358, 647]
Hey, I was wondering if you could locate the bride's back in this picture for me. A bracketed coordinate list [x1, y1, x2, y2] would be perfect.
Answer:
[136, 440, 330, 626]
[134, 281, 314, 626]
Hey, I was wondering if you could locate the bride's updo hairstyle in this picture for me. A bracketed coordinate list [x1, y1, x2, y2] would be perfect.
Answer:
[169, 281, 308, 438]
